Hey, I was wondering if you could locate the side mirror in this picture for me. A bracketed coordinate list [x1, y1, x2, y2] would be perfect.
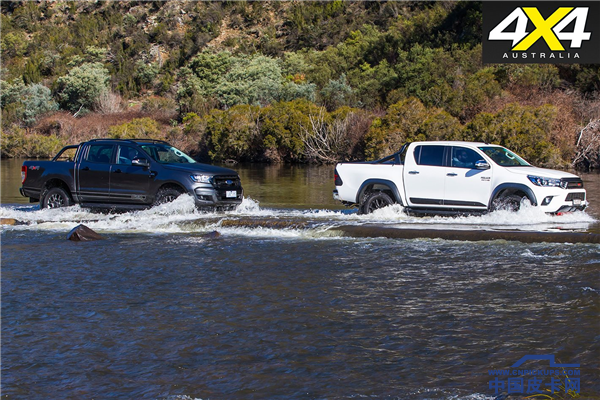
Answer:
[475, 160, 490, 170]
[132, 158, 150, 168]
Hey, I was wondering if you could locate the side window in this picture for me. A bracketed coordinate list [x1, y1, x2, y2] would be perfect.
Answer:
[117, 146, 140, 165]
[451, 147, 481, 169]
[414, 145, 445, 166]
[86, 145, 114, 164]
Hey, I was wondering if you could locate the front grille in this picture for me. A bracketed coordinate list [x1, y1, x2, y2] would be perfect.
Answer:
[213, 175, 241, 189]
[565, 192, 585, 201]
[560, 178, 584, 189]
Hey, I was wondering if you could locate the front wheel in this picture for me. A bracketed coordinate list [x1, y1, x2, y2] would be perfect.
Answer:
[491, 194, 531, 212]
[41, 187, 73, 209]
[359, 191, 394, 214]
[153, 187, 183, 206]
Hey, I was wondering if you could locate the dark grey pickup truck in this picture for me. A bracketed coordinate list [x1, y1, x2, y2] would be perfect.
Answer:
[20, 139, 243, 210]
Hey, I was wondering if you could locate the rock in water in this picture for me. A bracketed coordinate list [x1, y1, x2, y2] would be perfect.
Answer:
[202, 231, 221, 239]
[67, 224, 103, 241]
[0, 218, 25, 225]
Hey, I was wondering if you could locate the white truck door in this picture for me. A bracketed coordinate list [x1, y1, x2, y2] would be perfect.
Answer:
[444, 146, 492, 209]
[403, 144, 446, 207]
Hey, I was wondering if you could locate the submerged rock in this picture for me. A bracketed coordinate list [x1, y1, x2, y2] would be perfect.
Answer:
[202, 230, 221, 239]
[0, 218, 26, 226]
[220, 218, 308, 229]
[67, 224, 103, 241]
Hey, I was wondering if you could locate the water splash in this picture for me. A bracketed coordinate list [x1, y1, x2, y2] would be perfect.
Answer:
[1, 196, 596, 237]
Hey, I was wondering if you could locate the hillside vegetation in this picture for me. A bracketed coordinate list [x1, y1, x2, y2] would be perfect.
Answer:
[1, 1, 599, 169]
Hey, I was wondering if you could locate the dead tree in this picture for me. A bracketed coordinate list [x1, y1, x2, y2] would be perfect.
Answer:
[299, 107, 351, 163]
[573, 119, 600, 170]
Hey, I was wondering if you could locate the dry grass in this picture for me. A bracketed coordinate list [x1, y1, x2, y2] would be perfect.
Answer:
[35, 111, 165, 144]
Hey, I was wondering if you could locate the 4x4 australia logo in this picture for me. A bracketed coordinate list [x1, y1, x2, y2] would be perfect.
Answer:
[483, 2, 600, 64]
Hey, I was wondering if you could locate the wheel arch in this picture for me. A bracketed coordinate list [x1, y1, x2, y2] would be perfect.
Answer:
[356, 179, 404, 206]
[42, 178, 73, 199]
[489, 183, 538, 209]
[154, 182, 187, 200]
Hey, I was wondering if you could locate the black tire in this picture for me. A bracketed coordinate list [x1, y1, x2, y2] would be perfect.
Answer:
[153, 187, 183, 206]
[359, 191, 394, 214]
[491, 194, 530, 212]
[41, 187, 73, 209]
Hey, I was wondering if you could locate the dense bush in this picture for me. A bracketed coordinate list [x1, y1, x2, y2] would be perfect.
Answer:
[178, 51, 318, 112]
[55, 62, 110, 113]
[464, 103, 561, 167]
[1, 80, 58, 126]
[108, 117, 161, 139]
[365, 99, 564, 167]
[1, 129, 65, 158]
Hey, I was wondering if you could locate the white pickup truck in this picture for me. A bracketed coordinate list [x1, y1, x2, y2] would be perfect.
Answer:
[333, 141, 587, 215]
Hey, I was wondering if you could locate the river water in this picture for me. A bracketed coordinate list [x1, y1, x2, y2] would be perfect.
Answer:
[1, 158, 599, 399]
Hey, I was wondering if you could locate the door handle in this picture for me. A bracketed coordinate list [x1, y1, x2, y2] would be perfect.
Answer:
[113, 169, 122, 173]
[447, 173, 457, 177]
[149, 171, 157, 178]
[408, 171, 419, 175]
[82, 166, 89, 171]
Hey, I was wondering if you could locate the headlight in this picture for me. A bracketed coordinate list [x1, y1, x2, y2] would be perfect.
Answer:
[190, 174, 212, 183]
[528, 175, 561, 187]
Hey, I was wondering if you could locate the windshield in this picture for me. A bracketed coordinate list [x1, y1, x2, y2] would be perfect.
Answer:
[478, 146, 530, 166]
[139, 144, 196, 164]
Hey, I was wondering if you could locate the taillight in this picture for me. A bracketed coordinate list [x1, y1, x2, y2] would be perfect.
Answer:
[334, 168, 343, 186]
[21, 165, 27, 184]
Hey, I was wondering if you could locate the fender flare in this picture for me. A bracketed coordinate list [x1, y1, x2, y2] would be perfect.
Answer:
[152, 181, 188, 201]
[489, 183, 538, 209]
[42, 176, 74, 196]
[356, 179, 404, 205]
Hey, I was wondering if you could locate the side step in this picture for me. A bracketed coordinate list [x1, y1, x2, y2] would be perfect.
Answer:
[79, 203, 151, 212]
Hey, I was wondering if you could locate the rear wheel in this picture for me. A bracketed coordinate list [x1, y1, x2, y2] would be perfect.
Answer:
[41, 187, 72, 209]
[359, 191, 394, 214]
[153, 187, 184, 206]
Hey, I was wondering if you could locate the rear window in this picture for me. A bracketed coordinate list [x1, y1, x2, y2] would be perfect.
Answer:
[86, 145, 114, 164]
[413, 145, 445, 166]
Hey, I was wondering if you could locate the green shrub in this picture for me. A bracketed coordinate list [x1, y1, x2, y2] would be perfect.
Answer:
[216, 55, 283, 107]
[1, 80, 59, 127]
[1, 129, 65, 158]
[364, 97, 428, 159]
[414, 110, 462, 142]
[135, 62, 159, 89]
[56, 62, 110, 113]
[182, 112, 206, 139]
[1, 32, 27, 58]
[320, 74, 354, 111]
[462, 68, 502, 116]
[464, 103, 561, 166]
[280, 81, 317, 102]
[204, 105, 262, 161]
[108, 117, 161, 139]
[260, 100, 319, 162]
